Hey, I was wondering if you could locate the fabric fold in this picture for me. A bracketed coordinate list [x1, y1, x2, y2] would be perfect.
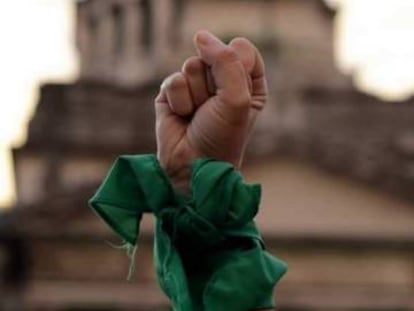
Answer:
[89, 154, 287, 311]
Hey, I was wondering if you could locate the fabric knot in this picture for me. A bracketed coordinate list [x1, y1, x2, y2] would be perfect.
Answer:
[89, 154, 288, 311]
[158, 203, 225, 248]
[89, 155, 261, 247]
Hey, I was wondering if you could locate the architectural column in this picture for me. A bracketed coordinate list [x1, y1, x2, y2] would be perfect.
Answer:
[152, 0, 173, 74]
[75, 1, 90, 79]
[96, 1, 113, 81]
[121, 1, 142, 84]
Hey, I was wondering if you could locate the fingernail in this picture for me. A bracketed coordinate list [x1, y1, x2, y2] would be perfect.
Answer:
[160, 76, 171, 90]
[155, 93, 162, 102]
[196, 30, 213, 45]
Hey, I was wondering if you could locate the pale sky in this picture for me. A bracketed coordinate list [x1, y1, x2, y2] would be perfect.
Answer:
[1, 0, 414, 207]
[334, 0, 414, 100]
[0, 0, 77, 207]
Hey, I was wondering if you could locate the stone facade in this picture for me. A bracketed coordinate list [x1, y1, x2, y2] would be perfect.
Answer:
[13, 0, 347, 209]
[13, 82, 158, 207]
[281, 87, 414, 202]
[1, 0, 414, 310]
[75, 0, 345, 88]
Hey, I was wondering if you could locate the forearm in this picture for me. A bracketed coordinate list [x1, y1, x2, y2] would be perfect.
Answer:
[152, 30, 286, 310]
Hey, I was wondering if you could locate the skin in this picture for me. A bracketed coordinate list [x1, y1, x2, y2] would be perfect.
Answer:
[155, 30, 272, 311]
[155, 30, 268, 192]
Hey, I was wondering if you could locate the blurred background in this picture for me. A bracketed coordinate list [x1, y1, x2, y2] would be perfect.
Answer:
[1, 0, 414, 310]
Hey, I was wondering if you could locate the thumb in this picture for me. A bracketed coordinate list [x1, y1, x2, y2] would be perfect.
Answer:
[193, 30, 227, 66]
[212, 48, 250, 109]
[195, 31, 250, 124]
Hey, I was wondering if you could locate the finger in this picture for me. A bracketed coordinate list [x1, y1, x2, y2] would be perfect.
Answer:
[205, 68, 216, 96]
[211, 47, 251, 123]
[154, 87, 172, 119]
[194, 31, 267, 109]
[229, 37, 268, 110]
[163, 72, 194, 116]
[193, 30, 227, 66]
[182, 56, 210, 107]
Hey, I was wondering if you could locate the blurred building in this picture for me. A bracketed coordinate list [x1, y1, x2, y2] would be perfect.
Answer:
[1, 0, 414, 310]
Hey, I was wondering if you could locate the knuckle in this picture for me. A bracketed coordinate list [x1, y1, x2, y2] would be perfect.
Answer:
[216, 47, 238, 63]
[229, 37, 252, 49]
[164, 72, 186, 90]
[220, 90, 251, 109]
[182, 57, 204, 75]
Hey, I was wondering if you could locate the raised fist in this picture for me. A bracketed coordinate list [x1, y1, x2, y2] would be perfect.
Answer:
[155, 30, 268, 192]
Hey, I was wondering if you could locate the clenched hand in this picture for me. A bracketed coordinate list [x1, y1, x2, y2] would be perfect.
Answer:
[155, 30, 268, 192]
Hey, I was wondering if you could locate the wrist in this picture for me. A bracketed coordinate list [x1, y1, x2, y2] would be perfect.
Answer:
[168, 166, 191, 194]
[157, 155, 192, 195]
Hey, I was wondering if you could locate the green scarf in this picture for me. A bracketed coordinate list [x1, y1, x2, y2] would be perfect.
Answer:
[89, 155, 287, 311]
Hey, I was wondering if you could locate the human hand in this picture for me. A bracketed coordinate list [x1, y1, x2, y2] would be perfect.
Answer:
[155, 30, 267, 192]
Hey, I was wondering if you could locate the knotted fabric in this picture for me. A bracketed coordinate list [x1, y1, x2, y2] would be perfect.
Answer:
[89, 154, 287, 311]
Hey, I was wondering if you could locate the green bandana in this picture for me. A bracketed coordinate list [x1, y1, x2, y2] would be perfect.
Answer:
[89, 155, 287, 311]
